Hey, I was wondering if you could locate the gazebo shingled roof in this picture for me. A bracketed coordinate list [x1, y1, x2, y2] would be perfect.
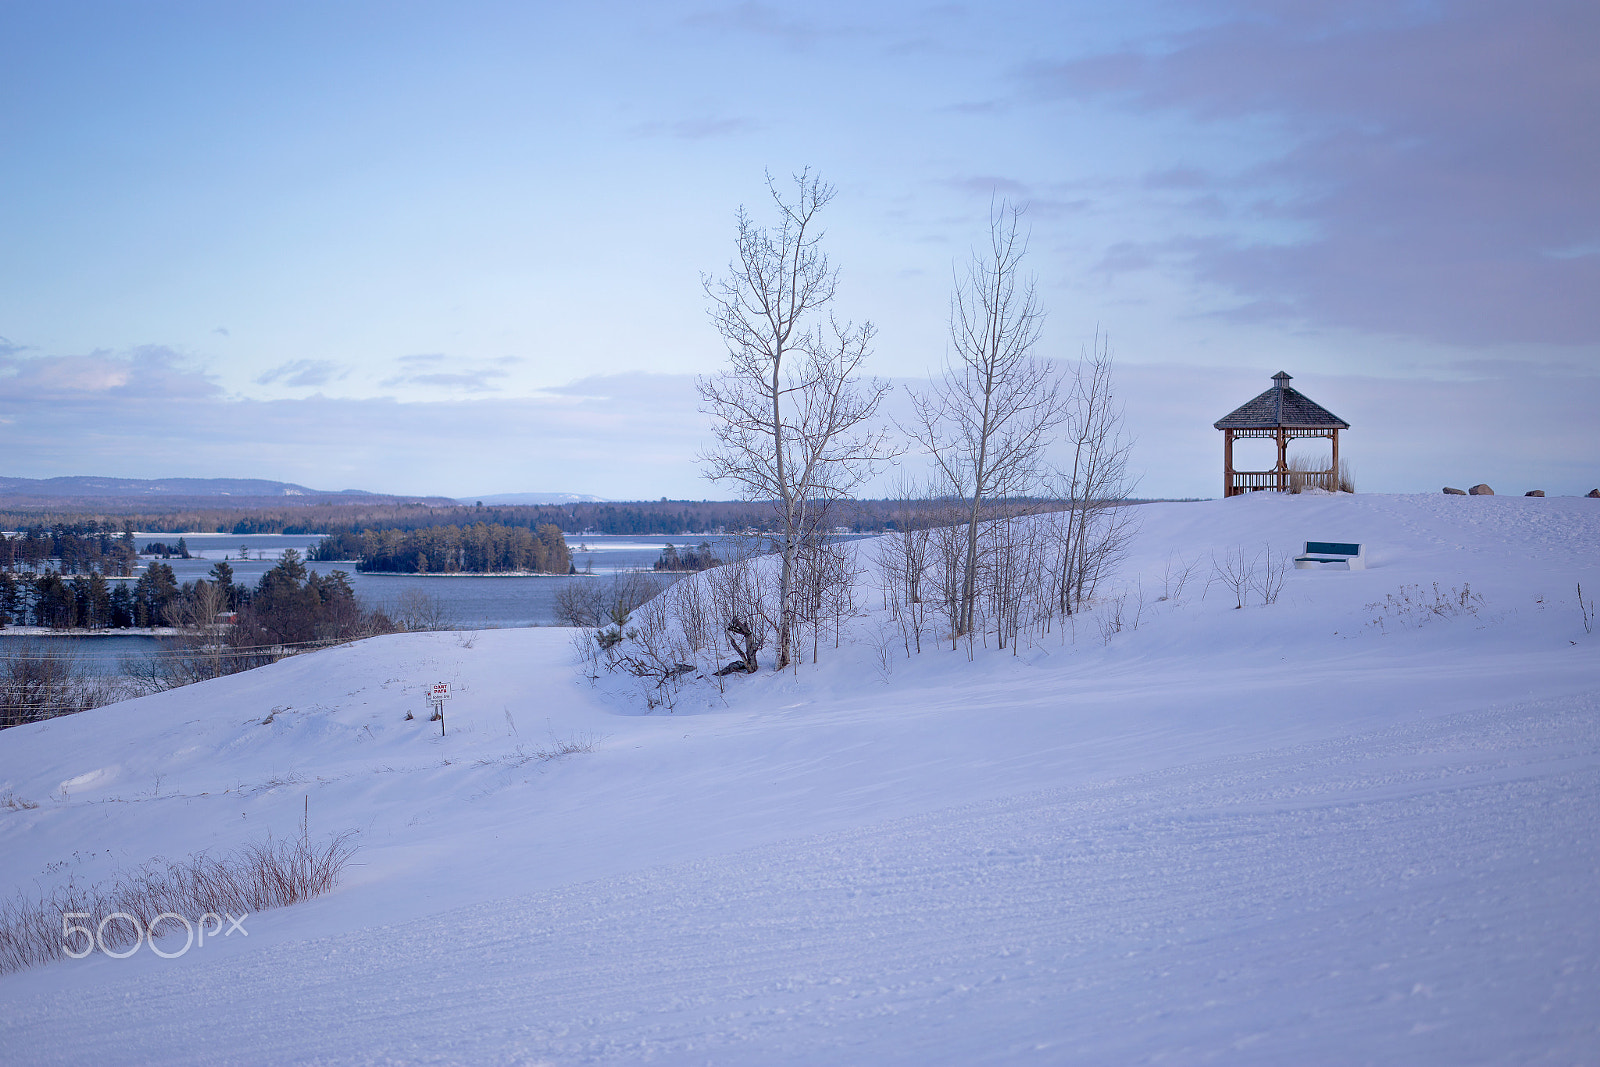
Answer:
[1213, 371, 1349, 430]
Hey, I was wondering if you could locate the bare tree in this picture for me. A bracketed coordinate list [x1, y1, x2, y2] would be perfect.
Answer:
[1051, 335, 1139, 613]
[907, 202, 1069, 636]
[392, 588, 451, 632]
[554, 571, 661, 629]
[699, 169, 894, 670]
[874, 477, 937, 657]
[0, 641, 130, 728]
[135, 578, 234, 686]
[704, 543, 771, 675]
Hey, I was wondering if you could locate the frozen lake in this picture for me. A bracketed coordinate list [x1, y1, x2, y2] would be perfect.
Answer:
[7, 533, 752, 675]
[137, 531, 729, 628]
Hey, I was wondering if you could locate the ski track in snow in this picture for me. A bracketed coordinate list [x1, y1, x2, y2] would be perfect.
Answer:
[6, 695, 1597, 1065]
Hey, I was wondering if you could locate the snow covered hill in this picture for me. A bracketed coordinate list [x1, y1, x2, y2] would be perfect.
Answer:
[1, 493, 1596, 1064]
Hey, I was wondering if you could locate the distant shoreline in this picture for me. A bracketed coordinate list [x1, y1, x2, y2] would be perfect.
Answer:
[0, 626, 183, 638]
[354, 570, 576, 578]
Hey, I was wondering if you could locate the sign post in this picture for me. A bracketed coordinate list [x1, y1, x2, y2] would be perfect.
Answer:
[428, 682, 451, 736]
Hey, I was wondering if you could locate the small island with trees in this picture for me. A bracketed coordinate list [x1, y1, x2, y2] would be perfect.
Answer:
[312, 522, 572, 574]
[654, 542, 723, 573]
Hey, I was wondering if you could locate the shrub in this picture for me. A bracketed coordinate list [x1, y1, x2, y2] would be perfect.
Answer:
[1, 641, 137, 729]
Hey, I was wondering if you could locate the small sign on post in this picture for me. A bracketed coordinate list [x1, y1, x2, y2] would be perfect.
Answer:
[428, 682, 451, 736]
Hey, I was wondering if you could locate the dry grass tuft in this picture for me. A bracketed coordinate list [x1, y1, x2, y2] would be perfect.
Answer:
[1, 789, 40, 811]
[474, 733, 603, 768]
[1365, 582, 1483, 633]
[0, 830, 357, 975]
[1286, 454, 1354, 494]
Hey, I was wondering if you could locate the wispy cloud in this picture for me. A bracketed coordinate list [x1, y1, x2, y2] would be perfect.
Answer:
[380, 353, 522, 394]
[255, 359, 349, 388]
[631, 116, 761, 140]
[0, 346, 220, 401]
[1024, 0, 1600, 346]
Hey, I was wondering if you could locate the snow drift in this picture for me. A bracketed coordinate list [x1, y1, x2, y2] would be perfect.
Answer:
[1, 492, 1596, 1064]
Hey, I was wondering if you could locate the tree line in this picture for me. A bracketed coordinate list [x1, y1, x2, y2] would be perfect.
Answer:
[0, 496, 1153, 546]
[0, 523, 139, 576]
[2, 550, 410, 727]
[0, 550, 393, 640]
[311, 522, 572, 574]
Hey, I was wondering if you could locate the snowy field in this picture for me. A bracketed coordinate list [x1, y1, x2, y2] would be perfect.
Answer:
[1, 492, 1596, 1065]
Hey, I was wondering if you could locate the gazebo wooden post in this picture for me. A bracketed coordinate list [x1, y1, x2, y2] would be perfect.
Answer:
[1330, 429, 1340, 489]
[1275, 427, 1288, 493]
[1223, 429, 1235, 498]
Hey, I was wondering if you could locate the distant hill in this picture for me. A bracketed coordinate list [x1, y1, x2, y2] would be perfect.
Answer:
[0, 476, 378, 498]
[460, 492, 609, 505]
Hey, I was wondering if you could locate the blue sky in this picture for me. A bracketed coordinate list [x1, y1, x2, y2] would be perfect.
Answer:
[2, 0, 1596, 498]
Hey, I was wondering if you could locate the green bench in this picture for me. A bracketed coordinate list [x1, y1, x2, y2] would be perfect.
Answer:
[1294, 540, 1365, 570]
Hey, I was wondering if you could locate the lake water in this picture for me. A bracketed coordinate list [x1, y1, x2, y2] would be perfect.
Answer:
[5, 533, 754, 675]
[145, 532, 734, 627]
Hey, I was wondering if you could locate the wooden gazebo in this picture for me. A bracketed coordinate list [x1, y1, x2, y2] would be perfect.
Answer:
[1214, 371, 1348, 497]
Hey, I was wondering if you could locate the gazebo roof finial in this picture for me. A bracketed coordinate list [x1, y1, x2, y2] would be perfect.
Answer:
[1214, 372, 1347, 430]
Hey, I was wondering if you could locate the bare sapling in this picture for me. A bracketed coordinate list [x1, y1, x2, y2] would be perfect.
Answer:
[1251, 544, 1290, 606]
[1051, 333, 1138, 616]
[393, 587, 451, 632]
[570, 628, 604, 680]
[614, 594, 696, 710]
[929, 506, 968, 651]
[705, 543, 771, 674]
[790, 500, 860, 666]
[889, 483, 934, 655]
[1208, 546, 1255, 609]
[555, 571, 661, 629]
[1098, 593, 1126, 645]
[698, 169, 895, 671]
[907, 201, 1069, 639]
[1160, 552, 1202, 603]
[673, 573, 717, 655]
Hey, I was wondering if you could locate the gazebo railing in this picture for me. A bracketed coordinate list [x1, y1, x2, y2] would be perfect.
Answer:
[1228, 470, 1284, 492]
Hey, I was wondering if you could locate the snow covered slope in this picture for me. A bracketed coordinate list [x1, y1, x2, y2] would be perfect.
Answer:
[1, 493, 1596, 1064]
